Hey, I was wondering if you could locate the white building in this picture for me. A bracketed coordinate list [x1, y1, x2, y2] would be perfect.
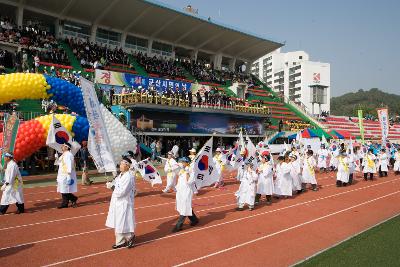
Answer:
[252, 49, 330, 115]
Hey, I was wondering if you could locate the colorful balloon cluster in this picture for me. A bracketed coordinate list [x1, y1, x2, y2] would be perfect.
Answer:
[13, 114, 89, 161]
[0, 73, 86, 116]
[0, 73, 49, 104]
[45, 75, 86, 116]
[0, 73, 136, 163]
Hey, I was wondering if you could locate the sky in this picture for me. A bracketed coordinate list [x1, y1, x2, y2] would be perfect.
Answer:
[162, 0, 400, 97]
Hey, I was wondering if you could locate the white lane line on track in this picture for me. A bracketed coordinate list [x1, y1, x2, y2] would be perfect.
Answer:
[0, 190, 235, 231]
[0, 203, 235, 252]
[172, 190, 400, 267]
[40, 178, 400, 267]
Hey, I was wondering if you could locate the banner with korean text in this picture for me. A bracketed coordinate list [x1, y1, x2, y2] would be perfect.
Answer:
[80, 78, 116, 173]
[377, 108, 389, 144]
[95, 69, 191, 93]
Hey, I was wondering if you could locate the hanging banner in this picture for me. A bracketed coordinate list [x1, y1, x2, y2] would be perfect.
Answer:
[357, 110, 364, 144]
[95, 69, 191, 93]
[1, 113, 20, 181]
[80, 78, 116, 173]
[377, 108, 389, 143]
[2, 113, 20, 154]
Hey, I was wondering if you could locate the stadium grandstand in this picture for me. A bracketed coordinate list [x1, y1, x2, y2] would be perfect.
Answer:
[1, 0, 366, 153]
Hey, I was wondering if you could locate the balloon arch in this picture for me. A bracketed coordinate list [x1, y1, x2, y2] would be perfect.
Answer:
[0, 73, 136, 161]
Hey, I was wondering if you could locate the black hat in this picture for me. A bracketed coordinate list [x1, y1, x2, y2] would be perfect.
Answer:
[62, 143, 72, 149]
[121, 156, 132, 165]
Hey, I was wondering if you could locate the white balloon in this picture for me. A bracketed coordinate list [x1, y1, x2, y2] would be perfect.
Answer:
[101, 105, 137, 163]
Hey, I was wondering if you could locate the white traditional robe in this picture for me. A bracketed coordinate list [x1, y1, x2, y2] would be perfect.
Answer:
[337, 156, 350, 183]
[347, 154, 356, 174]
[1, 160, 24, 205]
[257, 162, 274, 195]
[175, 167, 194, 216]
[55, 151, 77, 194]
[106, 171, 136, 234]
[302, 156, 317, 185]
[164, 158, 179, 190]
[317, 149, 329, 169]
[362, 153, 377, 174]
[213, 154, 225, 182]
[289, 161, 302, 191]
[236, 160, 245, 181]
[274, 162, 293, 196]
[236, 168, 258, 206]
[377, 153, 389, 172]
[394, 152, 400, 172]
[330, 150, 339, 169]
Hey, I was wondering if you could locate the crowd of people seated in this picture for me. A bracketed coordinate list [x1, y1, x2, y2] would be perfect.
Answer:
[0, 16, 69, 67]
[111, 86, 270, 115]
[285, 120, 311, 131]
[135, 52, 186, 79]
[67, 37, 131, 69]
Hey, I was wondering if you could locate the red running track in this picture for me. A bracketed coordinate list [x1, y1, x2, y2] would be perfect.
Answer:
[0, 171, 399, 267]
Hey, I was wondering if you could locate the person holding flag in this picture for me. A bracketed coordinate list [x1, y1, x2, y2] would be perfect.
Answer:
[336, 150, 350, 187]
[55, 143, 78, 209]
[105, 157, 136, 249]
[0, 153, 24, 215]
[255, 151, 274, 205]
[235, 162, 258, 211]
[274, 152, 293, 198]
[235, 150, 246, 181]
[362, 148, 377, 181]
[394, 148, 400, 175]
[347, 147, 357, 185]
[122, 151, 139, 196]
[317, 144, 329, 173]
[163, 151, 179, 193]
[213, 148, 226, 188]
[377, 148, 389, 177]
[301, 150, 318, 191]
[173, 157, 199, 232]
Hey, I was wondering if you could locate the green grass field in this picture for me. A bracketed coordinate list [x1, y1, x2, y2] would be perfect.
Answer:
[296, 214, 400, 267]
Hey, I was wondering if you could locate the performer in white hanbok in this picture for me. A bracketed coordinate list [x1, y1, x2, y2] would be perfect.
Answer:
[236, 150, 246, 181]
[302, 150, 318, 191]
[329, 145, 339, 171]
[362, 149, 376, 181]
[0, 153, 24, 215]
[394, 148, 400, 175]
[213, 148, 226, 188]
[173, 157, 199, 232]
[105, 157, 136, 249]
[255, 151, 274, 205]
[123, 150, 140, 196]
[336, 150, 350, 187]
[163, 152, 179, 193]
[317, 144, 329, 172]
[55, 143, 78, 209]
[236, 162, 258, 210]
[274, 153, 293, 197]
[289, 153, 303, 194]
[377, 148, 389, 177]
[347, 149, 357, 185]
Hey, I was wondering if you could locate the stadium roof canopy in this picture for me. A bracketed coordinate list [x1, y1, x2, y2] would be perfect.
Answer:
[1, 0, 283, 62]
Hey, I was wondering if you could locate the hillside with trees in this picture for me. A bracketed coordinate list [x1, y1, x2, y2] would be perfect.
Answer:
[330, 88, 400, 117]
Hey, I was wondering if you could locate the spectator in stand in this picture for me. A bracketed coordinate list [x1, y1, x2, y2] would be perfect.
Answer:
[67, 38, 131, 70]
